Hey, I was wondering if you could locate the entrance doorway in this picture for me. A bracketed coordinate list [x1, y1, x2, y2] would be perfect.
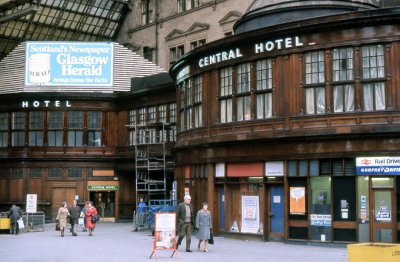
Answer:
[52, 188, 76, 222]
[371, 188, 395, 242]
[268, 185, 284, 241]
[90, 191, 115, 219]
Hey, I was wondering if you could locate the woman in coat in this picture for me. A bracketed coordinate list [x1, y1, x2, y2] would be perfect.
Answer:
[56, 201, 69, 237]
[195, 202, 212, 252]
[85, 201, 98, 236]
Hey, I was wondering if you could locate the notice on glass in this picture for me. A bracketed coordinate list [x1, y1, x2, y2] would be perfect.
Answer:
[290, 187, 306, 215]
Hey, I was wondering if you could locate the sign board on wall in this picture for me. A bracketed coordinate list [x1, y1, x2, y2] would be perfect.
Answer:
[26, 194, 37, 213]
[289, 187, 306, 215]
[241, 196, 260, 233]
[25, 42, 114, 87]
[356, 157, 400, 175]
[265, 161, 284, 176]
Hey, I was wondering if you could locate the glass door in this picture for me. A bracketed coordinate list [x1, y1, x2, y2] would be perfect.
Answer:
[372, 189, 394, 242]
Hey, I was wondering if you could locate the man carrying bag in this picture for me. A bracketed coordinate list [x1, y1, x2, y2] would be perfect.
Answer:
[9, 204, 22, 235]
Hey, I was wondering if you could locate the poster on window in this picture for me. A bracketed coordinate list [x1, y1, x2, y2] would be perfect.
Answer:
[241, 196, 260, 233]
[153, 213, 176, 250]
[290, 187, 306, 215]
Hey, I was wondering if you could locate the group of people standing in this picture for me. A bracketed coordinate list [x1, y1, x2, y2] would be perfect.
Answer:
[56, 200, 98, 237]
[176, 195, 212, 253]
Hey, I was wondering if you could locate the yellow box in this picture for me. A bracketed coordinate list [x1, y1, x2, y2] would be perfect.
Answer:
[0, 218, 11, 229]
[348, 243, 400, 262]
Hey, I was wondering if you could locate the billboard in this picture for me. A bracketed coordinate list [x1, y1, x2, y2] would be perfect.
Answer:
[25, 42, 114, 87]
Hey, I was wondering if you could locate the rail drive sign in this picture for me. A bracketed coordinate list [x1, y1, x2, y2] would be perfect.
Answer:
[356, 157, 400, 175]
[25, 41, 114, 87]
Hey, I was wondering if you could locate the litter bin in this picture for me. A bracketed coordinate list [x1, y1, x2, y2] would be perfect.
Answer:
[0, 212, 11, 230]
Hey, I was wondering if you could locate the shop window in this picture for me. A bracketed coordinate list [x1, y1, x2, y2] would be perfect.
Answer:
[289, 227, 308, 240]
[310, 176, 331, 241]
[288, 160, 297, 177]
[141, 0, 153, 25]
[68, 167, 82, 178]
[299, 160, 307, 176]
[288, 178, 307, 220]
[309, 160, 319, 176]
[0, 112, 8, 147]
[48, 111, 63, 146]
[67, 111, 83, 146]
[219, 67, 233, 123]
[88, 111, 101, 146]
[11, 112, 25, 147]
[357, 176, 370, 241]
[48, 167, 62, 178]
[236, 63, 251, 121]
[29, 168, 42, 178]
[361, 44, 386, 111]
[333, 177, 356, 224]
[29, 111, 44, 146]
[177, 0, 199, 13]
[371, 177, 394, 188]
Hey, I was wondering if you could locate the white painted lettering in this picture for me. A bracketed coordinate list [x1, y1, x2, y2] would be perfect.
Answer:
[66, 101, 71, 107]
[222, 52, 228, 61]
[55, 101, 60, 107]
[199, 59, 204, 68]
[33, 101, 40, 107]
[44, 101, 50, 107]
[285, 38, 292, 48]
[275, 39, 283, 49]
[295, 36, 304, 46]
[209, 55, 215, 64]
[236, 48, 243, 58]
[228, 50, 235, 59]
[22, 101, 28, 107]
[204, 57, 209, 66]
[255, 43, 263, 54]
[266, 41, 274, 51]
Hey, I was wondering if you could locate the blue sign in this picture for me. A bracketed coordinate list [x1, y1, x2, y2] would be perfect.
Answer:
[356, 157, 400, 175]
[25, 42, 114, 87]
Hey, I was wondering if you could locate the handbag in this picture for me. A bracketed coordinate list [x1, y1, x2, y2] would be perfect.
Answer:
[55, 222, 60, 231]
[17, 219, 25, 229]
[208, 229, 214, 245]
[91, 215, 100, 223]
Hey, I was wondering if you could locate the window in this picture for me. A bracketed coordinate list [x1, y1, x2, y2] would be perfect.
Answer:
[361, 45, 385, 111]
[141, 0, 153, 25]
[147, 106, 156, 143]
[138, 108, 146, 144]
[48, 111, 63, 146]
[67, 111, 83, 146]
[88, 111, 101, 146]
[29, 168, 42, 178]
[11, 112, 25, 146]
[29, 111, 44, 146]
[158, 105, 167, 141]
[194, 76, 202, 128]
[169, 103, 177, 142]
[236, 63, 251, 121]
[305, 51, 325, 114]
[219, 67, 233, 123]
[190, 39, 206, 51]
[224, 31, 233, 37]
[128, 110, 136, 145]
[48, 167, 62, 178]
[68, 167, 82, 178]
[177, 0, 199, 13]
[256, 59, 273, 119]
[0, 112, 8, 147]
[333, 85, 355, 112]
[170, 45, 185, 65]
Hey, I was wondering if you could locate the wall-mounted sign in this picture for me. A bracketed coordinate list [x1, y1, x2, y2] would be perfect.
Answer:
[25, 42, 113, 87]
[356, 157, 400, 175]
[87, 185, 119, 191]
[265, 161, 284, 176]
[289, 187, 306, 215]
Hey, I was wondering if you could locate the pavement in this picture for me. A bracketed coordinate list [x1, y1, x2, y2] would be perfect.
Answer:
[0, 222, 348, 262]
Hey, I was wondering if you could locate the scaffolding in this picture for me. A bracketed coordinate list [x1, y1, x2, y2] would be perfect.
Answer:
[129, 122, 174, 230]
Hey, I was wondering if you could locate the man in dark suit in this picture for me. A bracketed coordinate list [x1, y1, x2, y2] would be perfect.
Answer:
[68, 200, 81, 236]
[176, 195, 194, 252]
[9, 204, 22, 235]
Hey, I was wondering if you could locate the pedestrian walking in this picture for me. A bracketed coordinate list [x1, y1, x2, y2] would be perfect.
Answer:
[80, 201, 89, 232]
[68, 199, 81, 236]
[56, 202, 70, 237]
[176, 195, 194, 252]
[85, 201, 98, 236]
[8, 204, 22, 235]
[195, 202, 212, 253]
